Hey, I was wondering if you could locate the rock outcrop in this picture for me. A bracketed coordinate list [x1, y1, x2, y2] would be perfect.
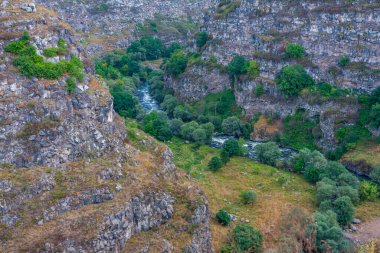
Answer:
[0, 1, 213, 252]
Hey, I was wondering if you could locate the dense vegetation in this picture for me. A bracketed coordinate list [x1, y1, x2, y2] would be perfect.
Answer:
[95, 35, 380, 253]
[5, 33, 83, 85]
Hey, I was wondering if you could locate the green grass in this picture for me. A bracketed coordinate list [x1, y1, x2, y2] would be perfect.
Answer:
[167, 137, 316, 250]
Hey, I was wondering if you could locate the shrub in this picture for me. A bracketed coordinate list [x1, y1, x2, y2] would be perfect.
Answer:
[192, 128, 207, 145]
[220, 243, 232, 253]
[333, 196, 355, 227]
[208, 156, 223, 172]
[240, 190, 257, 205]
[165, 50, 188, 76]
[255, 142, 281, 166]
[255, 85, 264, 97]
[65, 78, 76, 94]
[315, 211, 352, 252]
[111, 83, 138, 118]
[359, 181, 378, 201]
[160, 95, 178, 117]
[169, 118, 184, 136]
[216, 209, 231, 226]
[195, 32, 209, 48]
[143, 111, 172, 141]
[228, 55, 249, 76]
[221, 116, 250, 137]
[338, 55, 350, 67]
[180, 121, 199, 141]
[370, 164, 380, 184]
[285, 43, 305, 59]
[232, 224, 263, 253]
[222, 139, 242, 158]
[275, 65, 314, 97]
[247, 60, 260, 78]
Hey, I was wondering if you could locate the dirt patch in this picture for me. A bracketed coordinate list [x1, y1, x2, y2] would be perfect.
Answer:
[344, 217, 380, 245]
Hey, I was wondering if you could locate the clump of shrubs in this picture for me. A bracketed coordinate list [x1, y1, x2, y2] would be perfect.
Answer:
[255, 141, 281, 166]
[216, 209, 231, 226]
[275, 64, 314, 97]
[285, 43, 305, 59]
[359, 181, 378, 201]
[232, 224, 263, 253]
[208, 156, 223, 172]
[5, 33, 83, 81]
[240, 190, 257, 205]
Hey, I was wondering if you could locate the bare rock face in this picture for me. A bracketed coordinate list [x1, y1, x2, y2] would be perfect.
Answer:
[0, 2, 213, 252]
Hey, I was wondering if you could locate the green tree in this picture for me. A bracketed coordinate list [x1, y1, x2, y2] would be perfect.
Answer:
[208, 156, 223, 172]
[110, 83, 138, 118]
[222, 139, 242, 157]
[228, 55, 249, 76]
[195, 31, 209, 48]
[160, 95, 178, 117]
[169, 118, 184, 136]
[333, 196, 354, 227]
[192, 128, 207, 145]
[275, 65, 314, 97]
[216, 209, 231, 226]
[221, 116, 249, 137]
[255, 142, 281, 166]
[165, 50, 188, 76]
[285, 43, 305, 59]
[232, 224, 263, 253]
[180, 121, 199, 141]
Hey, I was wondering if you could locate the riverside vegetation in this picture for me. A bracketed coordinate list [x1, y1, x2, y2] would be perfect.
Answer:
[93, 34, 380, 252]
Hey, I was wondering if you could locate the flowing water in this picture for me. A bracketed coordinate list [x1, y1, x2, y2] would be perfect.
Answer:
[136, 84, 296, 162]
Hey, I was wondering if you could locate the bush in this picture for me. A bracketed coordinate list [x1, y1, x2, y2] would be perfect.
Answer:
[370, 164, 380, 184]
[247, 60, 260, 78]
[222, 116, 250, 138]
[169, 118, 184, 136]
[65, 78, 76, 94]
[240, 190, 257, 205]
[222, 139, 242, 158]
[180, 121, 199, 141]
[228, 55, 249, 76]
[338, 55, 350, 67]
[232, 224, 263, 253]
[208, 156, 223, 172]
[160, 95, 178, 117]
[216, 209, 231, 226]
[275, 65, 314, 97]
[143, 111, 172, 141]
[285, 43, 305, 59]
[359, 181, 378, 201]
[111, 83, 138, 118]
[255, 142, 281, 166]
[333, 196, 355, 227]
[255, 85, 264, 97]
[315, 211, 352, 252]
[195, 32, 209, 48]
[192, 128, 207, 145]
[165, 50, 188, 76]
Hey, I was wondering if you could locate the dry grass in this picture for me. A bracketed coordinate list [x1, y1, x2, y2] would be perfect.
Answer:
[167, 138, 316, 251]
[343, 140, 380, 166]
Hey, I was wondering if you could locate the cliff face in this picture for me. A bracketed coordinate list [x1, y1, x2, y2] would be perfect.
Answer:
[202, 0, 380, 92]
[0, 2, 213, 252]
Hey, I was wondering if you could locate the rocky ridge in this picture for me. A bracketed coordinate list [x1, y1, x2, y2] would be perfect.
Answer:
[0, 1, 213, 252]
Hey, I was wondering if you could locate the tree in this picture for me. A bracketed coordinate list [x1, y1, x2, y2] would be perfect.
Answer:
[222, 116, 247, 137]
[160, 95, 178, 117]
[240, 190, 257, 205]
[359, 181, 378, 201]
[208, 156, 223, 172]
[222, 139, 242, 157]
[169, 118, 183, 136]
[180, 121, 199, 141]
[315, 211, 352, 253]
[201, 122, 215, 141]
[110, 83, 138, 118]
[143, 111, 172, 141]
[370, 164, 380, 184]
[333, 196, 355, 227]
[192, 128, 207, 145]
[275, 65, 315, 97]
[285, 43, 305, 59]
[165, 50, 188, 76]
[247, 60, 260, 78]
[195, 31, 209, 48]
[216, 209, 231, 226]
[232, 224, 263, 253]
[228, 55, 249, 76]
[255, 142, 281, 166]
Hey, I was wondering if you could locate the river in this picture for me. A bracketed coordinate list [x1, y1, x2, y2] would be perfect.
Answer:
[136, 84, 296, 162]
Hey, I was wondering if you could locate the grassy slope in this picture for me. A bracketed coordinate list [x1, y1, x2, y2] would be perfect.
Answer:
[342, 140, 380, 166]
[167, 138, 316, 250]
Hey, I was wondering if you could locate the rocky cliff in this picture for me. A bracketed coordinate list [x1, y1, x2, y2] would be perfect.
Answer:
[0, 1, 213, 252]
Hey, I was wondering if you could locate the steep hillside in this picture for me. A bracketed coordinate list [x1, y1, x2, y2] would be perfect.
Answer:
[0, 2, 213, 252]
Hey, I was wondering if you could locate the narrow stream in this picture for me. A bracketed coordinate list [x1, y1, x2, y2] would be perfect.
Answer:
[136, 84, 296, 162]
